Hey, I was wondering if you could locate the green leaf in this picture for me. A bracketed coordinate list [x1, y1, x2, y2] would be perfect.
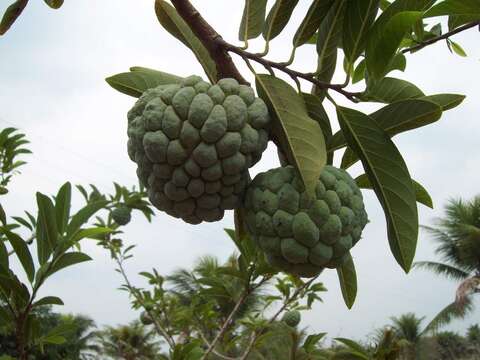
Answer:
[32, 296, 64, 307]
[336, 106, 418, 272]
[65, 200, 108, 240]
[36, 193, 58, 264]
[0, 0, 28, 35]
[425, 0, 480, 18]
[292, 0, 334, 48]
[356, 174, 433, 208]
[335, 338, 369, 356]
[239, 0, 268, 41]
[303, 333, 327, 353]
[422, 93, 465, 110]
[301, 93, 333, 165]
[4, 230, 34, 282]
[55, 182, 71, 235]
[315, 2, 345, 89]
[448, 14, 479, 29]
[48, 252, 92, 277]
[42, 335, 66, 345]
[336, 253, 357, 309]
[43, 0, 64, 9]
[263, 0, 299, 42]
[154, 0, 217, 82]
[106, 68, 183, 98]
[0, 203, 6, 225]
[362, 77, 424, 103]
[330, 98, 442, 151]
[343, 0, 379, 63]
[449, 40, 467, 57]
[0, 239, 9, 270]
[352, 59, 366, 84]
[256, 74, 327, 195]
[366, 11, 423, 80]
[70, 227, 113, 243]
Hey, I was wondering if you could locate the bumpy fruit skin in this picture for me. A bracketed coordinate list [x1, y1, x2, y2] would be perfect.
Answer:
[112, 207, 132, 225]
[244, 165, 368, 278]
[127, 76, 270, 224]
[282, 310, 301, 327]
[140, 311, 153, 325]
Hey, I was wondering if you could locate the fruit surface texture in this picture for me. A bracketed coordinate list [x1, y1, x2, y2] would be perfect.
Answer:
[245, 165, 368, 277]
[127, 76, 270, 224]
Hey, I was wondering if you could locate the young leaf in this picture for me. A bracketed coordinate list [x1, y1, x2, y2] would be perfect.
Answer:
[303, 333, 327, 353]
[336, 253, 357, 309]
[69, 227, 113, 243]
[55, 182, 71, 235]
[106, 68, 183, 98]
[422, 93, 465, 111]
[292, 0, 334, 48]
[263, 0, 299, 42]
[365, 11, 423, 80]
[362, 77, 424, 103]
[424, 0, 480, 18]
[356, 174, 433, 208]
[155, 0, 217, 82]
[336, 106, 418, 272]
[65, 200, 108, 240]
[255, 74, 327, 195]
[0, 0, 28, 35]
[43, 0, 64, 9]
[0, 203, 6, 225]
[315, 2, 345, 86]
[32, 296, 64, 307]
[352, 59, 366, 83]
[343, 0, 379, 64]
[449, 40, 467, 57]
[48, 252, 92, 277]
[36, 193, 58, 264]
[238, 0, 268, 41]
[4, 230, 34, 282]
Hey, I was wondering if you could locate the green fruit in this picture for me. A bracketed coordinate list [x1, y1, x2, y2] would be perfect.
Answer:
[127, 76, 271, 224]
[282, 310, 301, 327]
[244, 165, 368, 278]
[140, 311, 153, 325]
[112, 207, 132, 225]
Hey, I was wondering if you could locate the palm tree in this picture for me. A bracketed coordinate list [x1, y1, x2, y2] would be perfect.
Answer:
[95, 321, 164, 360]
[389, 313, 425, 359]
[415, 196, 480, 332]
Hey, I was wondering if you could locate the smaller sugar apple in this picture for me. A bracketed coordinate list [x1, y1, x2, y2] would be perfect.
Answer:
[127, 75, 271, 224]
[282, 310, 301, 327]
[244, 165, 368, 278]
[112, 206, 132, 225]
[140, 311, 153, 325]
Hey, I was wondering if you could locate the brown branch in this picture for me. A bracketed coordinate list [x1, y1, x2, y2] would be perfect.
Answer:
[402, 21, 480, 54]
[170, 0, 361, 102]
[170, 0, 247, 84]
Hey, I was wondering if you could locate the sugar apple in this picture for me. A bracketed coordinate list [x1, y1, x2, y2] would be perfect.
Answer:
[112, 206, 132, 225]
[127, 76, 271, 224]
[282, 310, 301, 327]
[244, 165, 368, 278]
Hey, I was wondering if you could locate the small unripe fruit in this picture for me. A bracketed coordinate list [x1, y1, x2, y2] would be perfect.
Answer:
[282, 310, 301, 327]
[112, 207, 132, 225]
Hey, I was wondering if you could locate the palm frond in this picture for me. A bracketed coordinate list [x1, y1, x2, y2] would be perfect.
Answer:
[390, 313, 424, 343]
[455, 276, 480, 306]
[422, 298, 474, 334]
[413, 261, 470, 281]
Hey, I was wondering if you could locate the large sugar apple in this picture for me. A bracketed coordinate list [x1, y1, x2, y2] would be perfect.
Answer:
[244, 165, 368, 278]
[127, 76, 271, 224]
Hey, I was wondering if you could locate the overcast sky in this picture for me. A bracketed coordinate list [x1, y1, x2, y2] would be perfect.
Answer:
[0, 0, 479, 342]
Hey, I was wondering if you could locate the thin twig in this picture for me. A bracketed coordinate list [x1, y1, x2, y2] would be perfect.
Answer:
[402, 21, 480, 54]
[170, 0, 361, 102]
[200, 276, 270, 360]
[239, 276, 319, 360]
[114, 255, 176, 348]
[197, 329, 237, 360]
